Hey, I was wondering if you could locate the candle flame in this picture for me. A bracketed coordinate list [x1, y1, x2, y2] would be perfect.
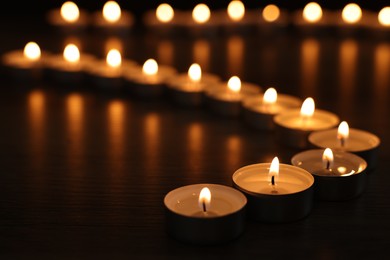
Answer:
[342, 3, 362, 24]
[337, 121, 349, 146]
[192, 4, 210, 24]
[188, 63, 202, 82]
[60, 1, 80, 23]
[198, 187, 211, 212]
[263, 87, 277, 105]
[106, 49, 121, 68]
[103, 1, 121, 23]
[156, 3, 174, 23]
[322, 148, 334, 170]
[23, 42, 41, 61]
[268, 157, 279, 185]
[262, 4, 280, 23]
[143, 59, 158, 76]
[300, 97, 315, 119]
[227, 76, 241, 93]
[378, 7, 390, 26]
[63, 44, 80, 63]
[303, 2, 323, 23]
[227, 1, 245, 21]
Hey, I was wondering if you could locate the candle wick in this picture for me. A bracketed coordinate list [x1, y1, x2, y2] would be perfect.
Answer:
[271, 175, 275, 186]
[202, 201, 207, 212]
[326, 160, 330, 171]
[340, 137, 345, 148]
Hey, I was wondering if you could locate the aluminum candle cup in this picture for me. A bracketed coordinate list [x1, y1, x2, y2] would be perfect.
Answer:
[291, 149, 368, 201]
[308, 127, 380, 172]
[232, 162, 314, 223]
[204, 78, 261, 117]
[164, 184, 247, 245]
[242, 92, 301, 130]
[123, 62, 176, 98]
[46, 2, 89, 33]
[166, 66, 220, 107]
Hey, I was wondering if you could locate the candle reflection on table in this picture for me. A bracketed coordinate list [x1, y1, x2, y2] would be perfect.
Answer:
[187, 122, 203, 174]
[193, 39, 210, 72]
[66, 94, 83, 160]
[339, 39, 358, 114]
[157, 40, 174, 66]
[374, 44, 390, 122]
[28, 90, 45, 170]
[144, 112, 160, 173]
[226, 135, 242, 172]
[301, 38, 320, 97]
[107, 100, 126, 174]
[227, 35, 244, 77]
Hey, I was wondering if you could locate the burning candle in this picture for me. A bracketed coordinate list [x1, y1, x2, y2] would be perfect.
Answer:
[164, 183, 247, 245]
[308, 121, 380, 172]
[166, 63, 220, 107]
[292, 2, 335, 32]
[181, 3, 219, 37]
[205, 76, 261, 117]
[93, 1, 134, 34]
[291, 148, 367, 201]
[85, 48, 137, 90]
[232, 157, 314, 223]
[258, 4, 288, 31]
[44, 43, 95, 85]
[123, 58, 176, 98]
[143, 3, 183, 34]
[378, 7, 390, 27]
[46, 1, 89, 32]
[342, 3, 362, 24]
[2, 41, 44, 80]
[273, 97, 339, 148]
[217, 1, 257, 33]
[242, 88, 301, 130]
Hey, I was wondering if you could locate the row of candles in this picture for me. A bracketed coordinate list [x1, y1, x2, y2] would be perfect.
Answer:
[2, 40, 380, 245]
[49, 1, 390, 35]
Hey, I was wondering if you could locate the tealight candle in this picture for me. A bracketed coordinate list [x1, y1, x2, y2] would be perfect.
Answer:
[93, 1, 134, 35]
[164, 183, 247, 245]
[44, 43, 95, 85]
[166, 63, 220, 107]
[215, 1, 257, 34]
[85, 49, 137, 90]
[205, 76, 261, 117]
[232, 157, 314, 223]
[291, 148, 367, 201]
[180, 3, 220, 37]
[257, 4, 289, 32]
[273, 97, 340, 148]
[242, 88, 301, 130]
[46, 1, 89, 33]
[143, 3, 184, 35]
[308, 121, 380, 171]
[2, 41, 44, 80]
[292, 2, 337, 33]
[123, 58, 176, 98]
[334, 3, 364, 34]
[359, 6, 390, 36]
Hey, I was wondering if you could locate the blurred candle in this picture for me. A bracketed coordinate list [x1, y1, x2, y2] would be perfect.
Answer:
[103, 1, 121, 23]
[193, 39, 210, 71]
[342, 3, 362, 24]
[227, 36, 244, 76]
[262, 4, 280, 23]
[108, 100, 125, 172]
[28, 91, 45, 169]
[303, 2, 323, 23]
[378, 7, 390, 26]
[93, 0, 133, 34]
[192, 4, 211, 24]
[227, 1, 245, 22]
[301, 38, 320, 97]
[61, 1, 80, 23]
[66, 94, 83, 160]
[46, 1, 88, 32]
[156, 3, 174, 23]
[157, 40, 174, 66]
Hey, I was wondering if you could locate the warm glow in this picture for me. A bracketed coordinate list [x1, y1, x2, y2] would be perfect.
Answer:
[378, 7, 390, 26]
[322, 148, 334, 170]
[156, 3, 174, 23]
[227, 1, 245, 21]
[342, 3, 362, 24]
[262, 4, 280, 22]
[103, 1, 121, 23]
[188, 63, 202, 82]
[106, 49, 121, 68]
[63, 44, 80, 63]
[23, 42, 41, 61]
[300, 97, 315, 119]
[143, 59, 158, 76]
[227, 76, 241, 93]
[268, 157, 279, 185]
[60, 1, 80, 23]
[263, 88, 277, 105]
[198, 187, 211, 212]
[192, 4, 210, 24]
[337, 121, 349, 145]
[303, 2, 323, 23]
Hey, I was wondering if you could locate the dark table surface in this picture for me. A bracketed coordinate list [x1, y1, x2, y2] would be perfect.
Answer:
[0, 13, 390, 259]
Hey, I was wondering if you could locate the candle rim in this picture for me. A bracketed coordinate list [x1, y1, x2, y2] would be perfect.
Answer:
[164, 183, 247, 218]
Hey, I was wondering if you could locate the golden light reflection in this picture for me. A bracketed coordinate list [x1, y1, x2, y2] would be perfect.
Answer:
[301, 38, 319, 97]
[108, 100, 125, 172]
[66, 94, 83, 158]
[193, 39, 210, 72]
[226, 135, 242, 171]
[105, 37, 123, 55]
[144, 113, 159, 161]
[28, 90, 45, 169]
[339, 39, 358, 110]
[227, 36, 244, 76]
[157, 40, 174, 66]
[374, 44, 390, 96]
